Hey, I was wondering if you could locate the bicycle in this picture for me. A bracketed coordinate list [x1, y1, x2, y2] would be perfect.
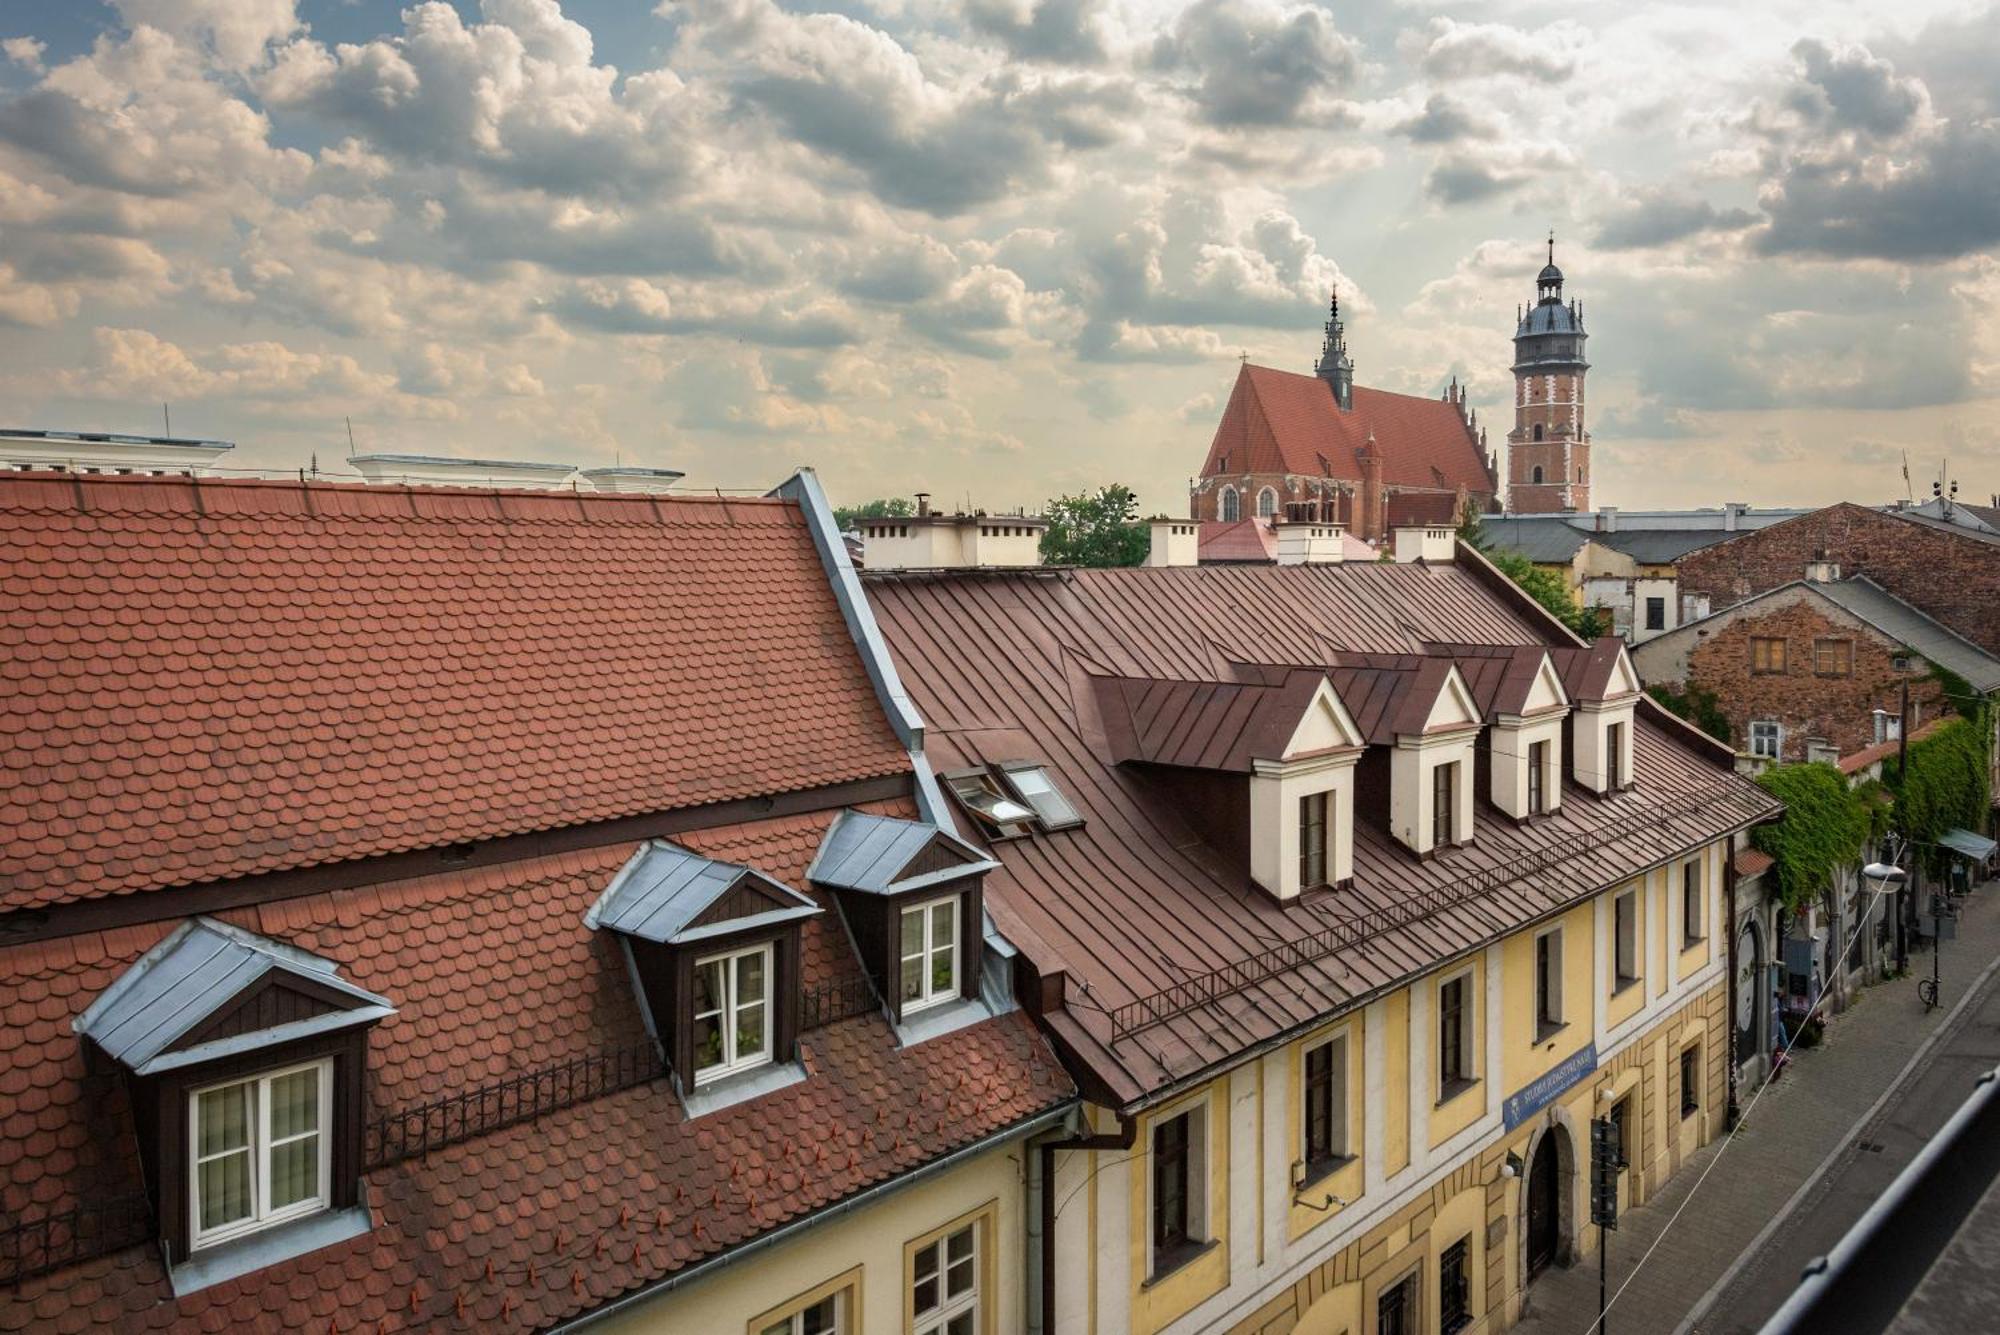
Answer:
[1918, 976, 1939, 1009]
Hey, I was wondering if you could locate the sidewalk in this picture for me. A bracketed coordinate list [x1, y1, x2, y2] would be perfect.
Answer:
[1514, 878, 2000, 1335]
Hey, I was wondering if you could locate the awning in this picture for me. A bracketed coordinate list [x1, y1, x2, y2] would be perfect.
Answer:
[1939, 827, 1998, 860]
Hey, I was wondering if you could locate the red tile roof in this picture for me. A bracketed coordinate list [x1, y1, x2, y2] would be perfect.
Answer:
[1837, 719, 1942, 774]
[0, 476, 909, 913]
[866, 562, 1782, 1105]
[0, 805, 1073, 1332]
[1199, 365, 1494, 494]
[1733, 847, 1775, 878]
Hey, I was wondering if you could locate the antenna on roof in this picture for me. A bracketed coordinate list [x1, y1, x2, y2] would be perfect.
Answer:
[162, 403, 171, 437]
[345, 416, 357, 459]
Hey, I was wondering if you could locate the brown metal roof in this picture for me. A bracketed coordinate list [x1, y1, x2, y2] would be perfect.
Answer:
[865, 561, 1780, 1107]
[1094, 669, 1329, 772]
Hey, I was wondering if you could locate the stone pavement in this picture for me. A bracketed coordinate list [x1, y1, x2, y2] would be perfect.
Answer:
[1513, 877, 2000, 1335]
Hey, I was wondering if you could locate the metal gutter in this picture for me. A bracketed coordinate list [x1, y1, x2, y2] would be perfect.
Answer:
[550, 1099, 1077, 1331]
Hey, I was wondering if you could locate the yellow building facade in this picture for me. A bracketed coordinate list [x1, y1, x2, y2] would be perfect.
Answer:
[1048, 839, 1731, 1335]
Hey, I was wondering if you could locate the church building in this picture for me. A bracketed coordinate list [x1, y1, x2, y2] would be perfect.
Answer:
[1190, 243, 1592, 545]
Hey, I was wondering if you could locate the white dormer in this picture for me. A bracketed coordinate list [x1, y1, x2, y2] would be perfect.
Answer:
[1491, 652, 1571, 820]
[1390, 664, 1483, 856]
[1250, 677, 1365, 899]
[1573, 644, 1642, 794]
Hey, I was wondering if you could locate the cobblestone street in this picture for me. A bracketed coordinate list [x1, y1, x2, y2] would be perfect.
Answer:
[1514, 878, 2000, 1335]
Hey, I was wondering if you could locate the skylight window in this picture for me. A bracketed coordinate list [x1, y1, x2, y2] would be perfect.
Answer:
[1000, 764, 1082, 830]
[946, 773, 1034, 835]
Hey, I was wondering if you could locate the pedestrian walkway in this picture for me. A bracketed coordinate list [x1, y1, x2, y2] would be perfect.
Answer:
[1514, 878, 2000, 1335]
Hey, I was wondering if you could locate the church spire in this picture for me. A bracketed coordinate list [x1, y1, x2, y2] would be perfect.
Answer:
[1314, 287, 1354, 410]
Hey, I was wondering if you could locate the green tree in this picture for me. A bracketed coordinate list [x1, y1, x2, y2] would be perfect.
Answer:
[1040, 484, 1149, 568]
[1751, 763, 1875, 911]
[1887, 716, 1992, 876]
[1482, 547, 1610, 640]
[832, 496, 914, 530]
[1646, 682, 1732, 745]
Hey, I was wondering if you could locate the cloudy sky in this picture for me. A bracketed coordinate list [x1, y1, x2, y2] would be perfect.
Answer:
[0, 0, 1996, 514]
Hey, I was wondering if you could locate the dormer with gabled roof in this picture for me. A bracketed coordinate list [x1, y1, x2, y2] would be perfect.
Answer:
[1382, 658, 1484, 856]
[73, 918, 394, 1283]
[1554, 637, 1643, 794]
[587, 841, 821, 1103]
[808, 810, 999, 1028]
[1428, 643, 1573, 821]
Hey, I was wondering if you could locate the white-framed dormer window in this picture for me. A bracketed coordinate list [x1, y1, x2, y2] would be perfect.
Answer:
[189, 1058, 333, 1249]
[693, 943, 773, 1084]
[900, 895, 960, 1013]
[1749, 720, 1782, 761]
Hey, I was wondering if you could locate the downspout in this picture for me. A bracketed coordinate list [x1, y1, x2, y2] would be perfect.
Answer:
[1725, 848, 1740, 1128]
[1036, 1113, 1137, 1334]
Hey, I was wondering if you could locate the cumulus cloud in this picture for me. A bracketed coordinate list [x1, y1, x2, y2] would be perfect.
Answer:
[2, 36, 46, 72]
[1411, 18, 1589, 85]
[1150, 0, 1359, 129]
[111, 0, 300, 71]
[1393, 94, 1497, 145]
[963, 0, 1109, 66]
[1785, 38, 1928, 138]
[549, 279, 862, 347]
[1595, 190, 1758, 250]
[1424, 142, 1575, 206]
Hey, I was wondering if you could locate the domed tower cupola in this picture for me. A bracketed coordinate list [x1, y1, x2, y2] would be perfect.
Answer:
[1505, 234, 1592, 515]
[1314, 288, 1354, 411]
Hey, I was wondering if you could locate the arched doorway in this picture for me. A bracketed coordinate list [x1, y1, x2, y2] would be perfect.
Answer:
[1735, 919, 1763, 1067]
[1527, 1130, 1563, 1278]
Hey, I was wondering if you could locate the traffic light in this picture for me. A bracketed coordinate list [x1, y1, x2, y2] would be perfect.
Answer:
[1590, 1116, 1620, 1230]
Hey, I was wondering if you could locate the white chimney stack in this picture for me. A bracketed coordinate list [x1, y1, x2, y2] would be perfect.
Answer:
[1392, 525, 1455, 564]
[1146, 518, 1199, 567]
[1274, 521, 1346, 565]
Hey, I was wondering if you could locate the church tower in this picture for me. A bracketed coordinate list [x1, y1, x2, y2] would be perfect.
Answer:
[1314, 290, 1353, 410]
[1506, 237, 1589, 513]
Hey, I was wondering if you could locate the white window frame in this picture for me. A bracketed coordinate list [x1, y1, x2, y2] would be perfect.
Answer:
[900, 894, 960, 1014]
[1301, 1031, 1350, 1169]
[1000, 763, 1082, 830]
[692, 942, 774, 1085]
[1682, 859, 1705, 945]
[1534, 925, 1564, 1037]
[1437, 967, 1476, 1094]
[911, 1219, 979, 1335]
[1749, 720, 1782, 760]
[188, 1057, 334, 1250]
[760, 1290, 845, 1335]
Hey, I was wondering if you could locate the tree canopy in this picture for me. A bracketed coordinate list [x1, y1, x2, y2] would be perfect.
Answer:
[832, 496, 914, 530]
[1040, 484, 1149, 568]
[1751, 762, 1876, 911]
[1887, 715, 1992, 877]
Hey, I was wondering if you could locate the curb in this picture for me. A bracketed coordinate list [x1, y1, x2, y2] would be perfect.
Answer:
[1671, 935, 2000, 1335]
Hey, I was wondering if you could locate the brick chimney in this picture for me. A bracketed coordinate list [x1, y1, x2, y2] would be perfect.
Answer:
[1356, 433, 1385, 543]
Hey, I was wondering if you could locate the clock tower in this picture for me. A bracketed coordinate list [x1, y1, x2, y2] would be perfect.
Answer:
[1506, 237, 1590, 513]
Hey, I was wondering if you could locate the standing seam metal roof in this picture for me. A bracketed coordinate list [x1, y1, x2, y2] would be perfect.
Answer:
[806, 810, 998, 894]
[584, 841, 820, 943]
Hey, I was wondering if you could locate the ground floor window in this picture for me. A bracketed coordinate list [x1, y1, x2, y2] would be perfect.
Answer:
[1681, 1044, 1702, 1118]
[1440, 1236, 1473, 1334]
[1378, 1272, 1419, 1335]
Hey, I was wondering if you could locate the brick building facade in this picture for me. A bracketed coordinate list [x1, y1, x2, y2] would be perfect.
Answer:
[1677, 503, 2000, 656]
[1632, 584, 1948, 764]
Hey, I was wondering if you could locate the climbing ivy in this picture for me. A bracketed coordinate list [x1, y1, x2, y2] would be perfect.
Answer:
[1646, 682, 1732, 745]
[1751, 763, 1874, 912]
[1886, 716, 1992, 876]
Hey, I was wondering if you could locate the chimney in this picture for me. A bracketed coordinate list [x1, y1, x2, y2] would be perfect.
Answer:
[914, 491, 932, 518]
[1597, 505, 1618, 534]
[1356, 434, 1384, 543]
[1805, 551, 1841, 583]
[862, 508, 1047, 570]
[1723, 501, 1746, 532]
[1146, 518, 1199, 567]
[1274, 521, 1346, 566]
[1392, 525, 1455, 564]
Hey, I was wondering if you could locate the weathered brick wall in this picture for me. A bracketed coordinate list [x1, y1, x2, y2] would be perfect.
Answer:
[1678, 504, 2000, 654]
[1680, 598, 1945, 763]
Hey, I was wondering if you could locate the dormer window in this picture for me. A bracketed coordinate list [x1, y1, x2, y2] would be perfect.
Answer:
[1607, 721, 1628, 789]
[693, 943, 772, 1083]
[586, 842, 819, 1102]
[192, 1060, 332, 1248]
[73, 918, 391, 1280]
[1556, 639, 1641, 796]
[810, 811, 1000, 1030]
[1383, 661, 1482, 857]
[900, 896, 960, 1012]
[1299, 791, 1329, 888]
[1432, 762, 1458, 846]
[1528, 741, 1547, 814]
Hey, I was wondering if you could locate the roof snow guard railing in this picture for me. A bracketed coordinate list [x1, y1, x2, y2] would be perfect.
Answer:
[1107, 788, 1760, 1041]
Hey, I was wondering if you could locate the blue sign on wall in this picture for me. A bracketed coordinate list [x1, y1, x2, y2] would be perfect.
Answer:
[1502, 1043, 1598, 1131]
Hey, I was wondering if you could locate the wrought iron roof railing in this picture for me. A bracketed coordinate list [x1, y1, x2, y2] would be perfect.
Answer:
[1108, 788, 1764, 1041]
[1, 1191, 152, 1289]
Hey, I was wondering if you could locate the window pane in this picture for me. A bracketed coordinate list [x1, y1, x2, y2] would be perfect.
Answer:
[693, 959, 723, 1016]
[269, 1134, 320, 1211]
[269, 1067, 319, 1142]
[947, 1314, 973, 1335]
[800, 1295, 839, 1335]
[930, 944, 955, 995]
[945, 1225, 975, 1295]
[197, 1083, 251, 1158]
[736, 1001, 767, 1060]
[693, 1012, 723, 1070]
[902, 906, 925, 957]
[931, 900, 956, 948]
[913, 1240, 939, 1313]
[902, 955, 924, 1003]
[199, 1148, 253, 1231]
[737, 951, 766, 1005]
